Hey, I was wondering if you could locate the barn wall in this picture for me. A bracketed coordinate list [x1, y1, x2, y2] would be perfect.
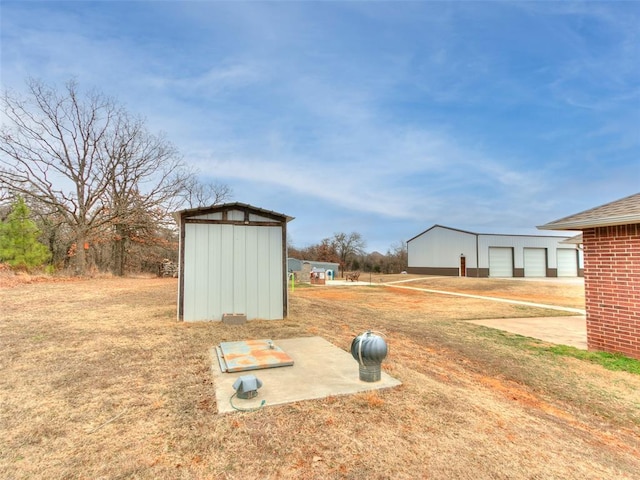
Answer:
[583, 223, 640, 360]
[407, 227, 477, 275]
[405, 267, 461, 276]
[477, 235, 574, 271]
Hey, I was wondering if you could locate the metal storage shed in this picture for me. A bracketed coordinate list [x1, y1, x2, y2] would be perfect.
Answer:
[174, 203, 293, 322]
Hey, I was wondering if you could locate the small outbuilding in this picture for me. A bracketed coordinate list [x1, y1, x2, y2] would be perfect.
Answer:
[174, 202, 293, 322]
[407, 225, 583, 278]
[287, 258, 339, 282]
[539, 192, 640, 360]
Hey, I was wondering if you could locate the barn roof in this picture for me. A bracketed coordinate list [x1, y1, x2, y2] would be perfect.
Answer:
[408, 224, 569, 243]
[407, 224, 477, 243]
[538, 192, 640, 231]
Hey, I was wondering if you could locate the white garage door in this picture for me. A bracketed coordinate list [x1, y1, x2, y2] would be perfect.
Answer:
[557, 249, 578, 277]
[489, 247, 513, 277]
[524, 248, 546, 277]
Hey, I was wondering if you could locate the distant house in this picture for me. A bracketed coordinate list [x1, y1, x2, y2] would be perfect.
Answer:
[288, 258, 339, 282]
[407, 225, 582, 278]
[174, 202, 293, 322]
[539, 192, 640, 360]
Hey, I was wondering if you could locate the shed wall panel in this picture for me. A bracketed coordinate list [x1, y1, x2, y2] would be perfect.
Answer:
[249, 213, 280, 222]
[219, 225, 235, 315]
[244, 227, 259, 320]
[267, 226, 284, 319]
[189, 212, 223, 221]
[227, 209, 245, 221]
[233, 226, 247, 313]
[182, 224, 197, 320]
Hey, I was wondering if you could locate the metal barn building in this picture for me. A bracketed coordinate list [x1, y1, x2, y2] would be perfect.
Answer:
[407, 225, 583, 278]
[174, 203, 293, 321]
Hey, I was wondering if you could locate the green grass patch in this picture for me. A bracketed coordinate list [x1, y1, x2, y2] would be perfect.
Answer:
[474, 327, 640, 375]
[542, 345, 640, 375]
[289, 282, 313, 289]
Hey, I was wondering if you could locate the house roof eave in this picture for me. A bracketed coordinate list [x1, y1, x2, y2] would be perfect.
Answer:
[538, 214, 640, 231]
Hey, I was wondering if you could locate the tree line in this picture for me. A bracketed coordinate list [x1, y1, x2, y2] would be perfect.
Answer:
[0, 79, 230, 275]
[288, 232, 408, 276]
[0, 79, 407, 277]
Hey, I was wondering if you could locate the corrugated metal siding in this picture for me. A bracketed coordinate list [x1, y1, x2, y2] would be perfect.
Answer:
[407, 227, 477, 269]
[189, 212, 223, 221]
[478, 235, 573, 270]
[227, 209, 244, 221]
[249, 212, 280, 222]
[183, 223, 283, 321]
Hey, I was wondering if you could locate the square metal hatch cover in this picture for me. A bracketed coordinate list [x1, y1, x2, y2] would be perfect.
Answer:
[216, 339, 294, 373]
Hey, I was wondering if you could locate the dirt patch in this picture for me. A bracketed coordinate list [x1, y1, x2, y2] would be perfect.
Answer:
[1, 277, 638, 479]
[0, 267, 82, 288]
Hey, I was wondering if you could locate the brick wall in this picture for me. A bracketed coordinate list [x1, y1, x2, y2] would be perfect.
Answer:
[582, 224, 640, 360]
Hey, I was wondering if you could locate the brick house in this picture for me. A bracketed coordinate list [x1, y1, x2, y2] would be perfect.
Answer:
[539, 193, 640, 360]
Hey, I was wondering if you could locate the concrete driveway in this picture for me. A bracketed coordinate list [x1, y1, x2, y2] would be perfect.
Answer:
[377, 280, 588, 350]
[467, 316, 587, 349]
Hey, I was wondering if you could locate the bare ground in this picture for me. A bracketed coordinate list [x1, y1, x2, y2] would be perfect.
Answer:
[1, 276, 639, 479]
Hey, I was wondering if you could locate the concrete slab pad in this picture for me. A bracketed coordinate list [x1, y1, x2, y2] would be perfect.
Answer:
[211, 336, 401, 414]
[467, 316, 587, 349]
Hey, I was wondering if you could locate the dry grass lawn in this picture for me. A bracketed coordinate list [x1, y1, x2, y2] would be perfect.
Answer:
[1, 274, 639, 479]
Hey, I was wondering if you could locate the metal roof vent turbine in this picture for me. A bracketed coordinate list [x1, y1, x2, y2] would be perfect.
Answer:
[350, 330, 388, 382]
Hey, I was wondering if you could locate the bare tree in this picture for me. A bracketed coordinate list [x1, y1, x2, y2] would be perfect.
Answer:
[181, 177, 232, 209]
[102, 115, 192, 276]
[0, 79, 194, 275]
[385, 240, 408, 273]
[331, 232, 366, 276]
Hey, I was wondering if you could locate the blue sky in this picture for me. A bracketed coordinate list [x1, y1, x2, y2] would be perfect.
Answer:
[1, 1, 639, 253]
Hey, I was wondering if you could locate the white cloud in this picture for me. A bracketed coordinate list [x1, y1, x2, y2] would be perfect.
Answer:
[2, 1, 638, 251]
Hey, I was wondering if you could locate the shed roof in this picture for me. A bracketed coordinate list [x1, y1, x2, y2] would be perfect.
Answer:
[173, 202, 294, 223]
[538, 192, 640, 231]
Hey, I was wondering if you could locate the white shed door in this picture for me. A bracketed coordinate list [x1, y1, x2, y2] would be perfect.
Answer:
[183, 224, 283, 321]
[489, 247, 513, 277]
[524, 248, 546, 277]
[557, 249, 578, 277]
